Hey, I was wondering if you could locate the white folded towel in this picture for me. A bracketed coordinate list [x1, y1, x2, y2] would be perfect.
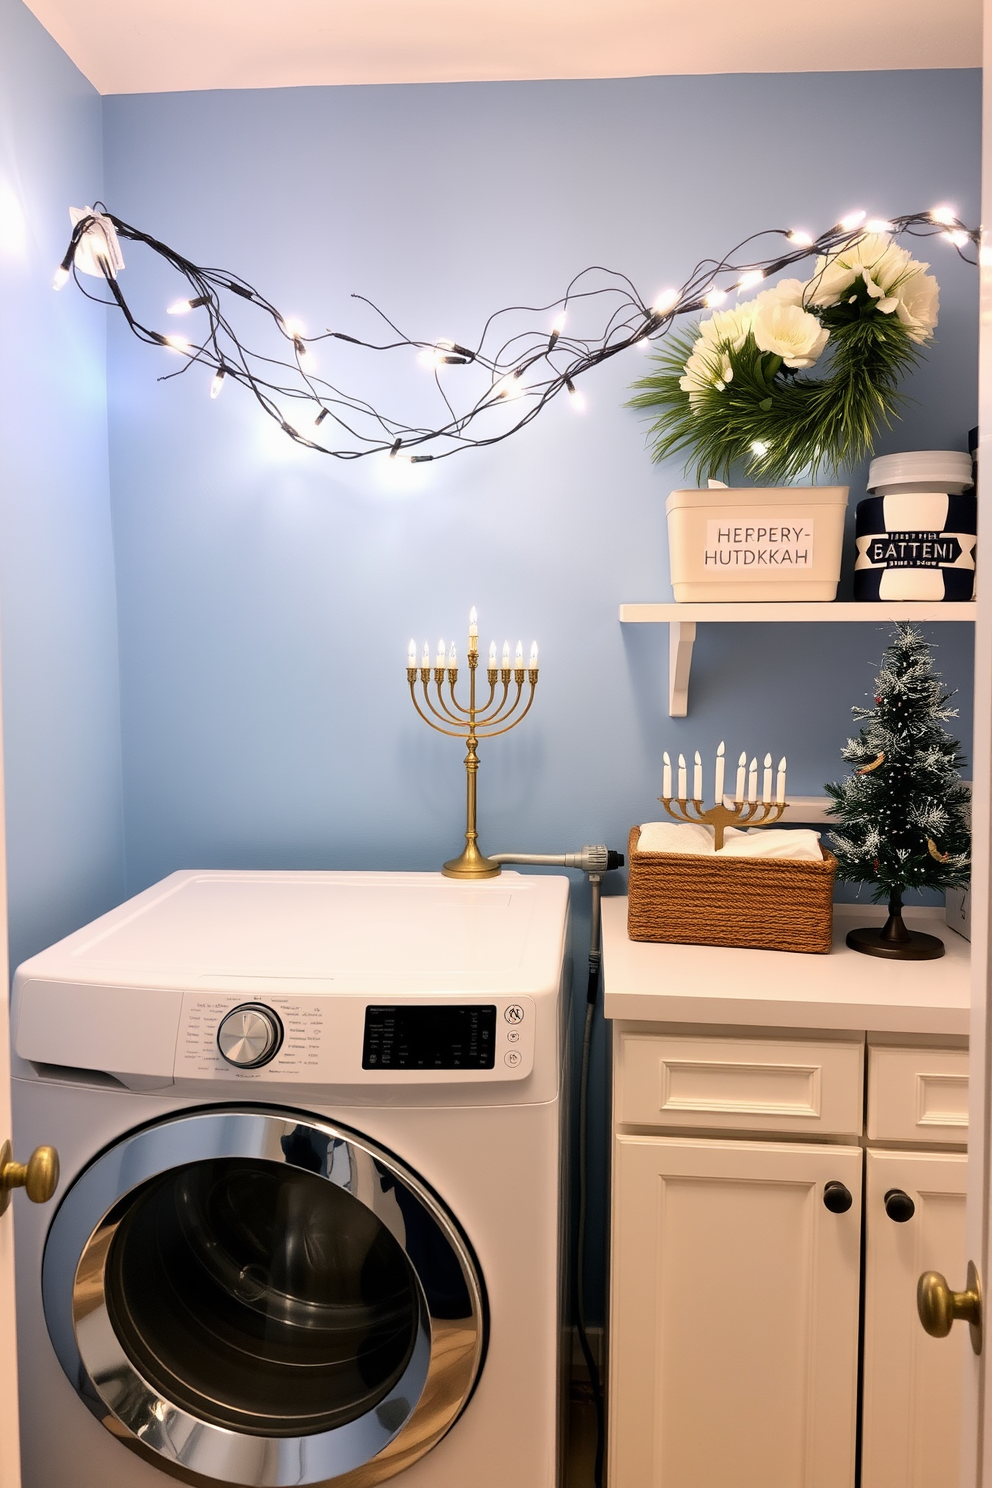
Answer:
[637, 822, 822, 861]
[637, 821, 715, 854]
[718, 827, 823, 861]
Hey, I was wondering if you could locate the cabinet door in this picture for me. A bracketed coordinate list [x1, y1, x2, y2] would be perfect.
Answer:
[862, 1149, 968, 1488]
[609, 1134, 862, 1488]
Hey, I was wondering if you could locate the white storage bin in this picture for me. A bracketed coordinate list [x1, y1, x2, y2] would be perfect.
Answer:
[666, 485, 850, 602]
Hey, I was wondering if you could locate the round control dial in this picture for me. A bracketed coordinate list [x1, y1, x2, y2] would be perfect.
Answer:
[217, 1003, 284, 1069]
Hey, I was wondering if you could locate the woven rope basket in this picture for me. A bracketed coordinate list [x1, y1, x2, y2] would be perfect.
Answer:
[627, 825, 837, 954]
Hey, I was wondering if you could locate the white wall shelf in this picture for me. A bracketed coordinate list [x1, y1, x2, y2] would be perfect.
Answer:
[618, 602, 977, 716]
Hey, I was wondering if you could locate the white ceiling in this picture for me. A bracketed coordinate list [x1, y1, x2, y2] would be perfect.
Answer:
[24, 0, 982, 96]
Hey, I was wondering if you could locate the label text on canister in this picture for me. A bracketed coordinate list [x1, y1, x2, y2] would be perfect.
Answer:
[704, 520, 814, 570]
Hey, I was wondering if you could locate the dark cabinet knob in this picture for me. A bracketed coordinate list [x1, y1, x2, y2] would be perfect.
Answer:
[884, 1188, 916, 1223]
[823, 1181, 853, 1214]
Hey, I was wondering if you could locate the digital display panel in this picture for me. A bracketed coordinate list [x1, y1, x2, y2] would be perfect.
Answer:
[362, 1005, 497, 1070]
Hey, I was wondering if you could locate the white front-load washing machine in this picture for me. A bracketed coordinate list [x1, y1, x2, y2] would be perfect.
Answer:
[10, 869, 570, 1488]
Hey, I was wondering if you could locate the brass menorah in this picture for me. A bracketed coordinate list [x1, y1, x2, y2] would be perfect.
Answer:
[407, 609, 539, 879]
[659, 747, 788, 849]
[659, 796, 787, 851]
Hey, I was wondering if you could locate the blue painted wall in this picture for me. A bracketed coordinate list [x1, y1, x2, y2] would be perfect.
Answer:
[100, 70, 980, 1318]
[101, 72, 979, 895]
[0, 0, 124, 974]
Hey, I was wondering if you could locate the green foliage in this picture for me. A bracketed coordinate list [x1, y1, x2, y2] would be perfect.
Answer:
[628, 274, 923, 485]
[824, 626, 970, 901]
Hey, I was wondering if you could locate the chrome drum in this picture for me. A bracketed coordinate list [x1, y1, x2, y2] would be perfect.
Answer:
[43, 1108, 487, 1487]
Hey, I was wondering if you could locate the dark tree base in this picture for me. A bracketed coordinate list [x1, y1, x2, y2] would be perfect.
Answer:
[845, 891, 945, 960]
[846, 925, 945, 960]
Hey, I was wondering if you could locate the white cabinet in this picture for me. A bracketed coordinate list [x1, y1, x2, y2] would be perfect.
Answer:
[861, 1149, 968, 1488]
[609, 1134, 862, 1488]
[609, 1029, 968, 1488]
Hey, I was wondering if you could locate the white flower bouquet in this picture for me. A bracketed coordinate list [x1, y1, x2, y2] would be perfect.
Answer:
[629, 234, 939, 484]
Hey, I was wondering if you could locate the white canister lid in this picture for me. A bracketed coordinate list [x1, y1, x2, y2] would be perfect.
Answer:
[867, 450, 973, 494]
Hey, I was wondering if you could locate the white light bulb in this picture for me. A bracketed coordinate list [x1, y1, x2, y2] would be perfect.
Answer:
[529, 641, 539, 667]
[704, 288, 728, 308]
[165, 334, 192, 354]
[866, 218, 894, 233]
[281, 316, 306, 338]
[422, 642, 430, 668]
[436, 639, 446, 666]
[566, 380, 586, 413]
[750, 439, 770, 456]
[210, 369, 226, 398]
[652, 288, 679, 314]
[417, 346, 441, 368]
[502, 641, 510, 666]
[52, 264, 70, 290]
[469, 606, 478, 637]
[496, 373, 522, 400]
[168, 299, 193, 315]
[448, 643, 457, 667]
[930, 204, 957, 226]
[738, 269, 764, 291]
[944, 229, 970, 249]
[787, 229, 813, 247]
[515, 641, 524, 667]
[551, 311, 567, 335]
[839, 209, 866, 231]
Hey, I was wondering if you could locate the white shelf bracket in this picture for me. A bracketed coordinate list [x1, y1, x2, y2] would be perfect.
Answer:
[668, 620, 696, 717]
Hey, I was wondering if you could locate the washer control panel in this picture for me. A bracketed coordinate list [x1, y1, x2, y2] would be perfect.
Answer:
[174, 992, 536, 1084]
[217, 1003, 284, 1068]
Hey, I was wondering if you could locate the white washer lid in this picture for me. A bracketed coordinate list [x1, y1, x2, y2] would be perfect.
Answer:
[867, 450, 973, 492]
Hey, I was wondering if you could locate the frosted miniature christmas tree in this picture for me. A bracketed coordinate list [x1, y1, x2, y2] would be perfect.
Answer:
[825, 624, 970, 960]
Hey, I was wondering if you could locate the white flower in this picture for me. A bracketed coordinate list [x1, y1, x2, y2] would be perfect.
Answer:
[679, 302, 757, 406]
[679, 346, 734, 403]
[807, 233, 913, 308]
[697, 301, 757, 352]
[894, 267, 939, 343]
[755, 277, 807, 310]
[753, 300, 830, 369]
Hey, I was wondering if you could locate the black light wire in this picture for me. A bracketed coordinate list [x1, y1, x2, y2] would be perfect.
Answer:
[59, 208, 977, 466]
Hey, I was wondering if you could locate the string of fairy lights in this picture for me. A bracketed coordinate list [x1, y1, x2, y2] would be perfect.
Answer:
[54, 205, 978, 465]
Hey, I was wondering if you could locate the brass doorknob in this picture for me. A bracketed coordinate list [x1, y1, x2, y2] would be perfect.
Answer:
[0, 1140, 59, 1214]
[918, 1261, 983, 1355]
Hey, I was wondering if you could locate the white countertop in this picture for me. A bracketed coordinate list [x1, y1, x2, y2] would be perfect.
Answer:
[602, 898, 971, 1036]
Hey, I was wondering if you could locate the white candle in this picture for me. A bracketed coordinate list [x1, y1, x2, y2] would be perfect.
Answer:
[448, 643, 457, 668]
[748, 757, 758, 804]
[776, 756, 787, 804]
[436, 638, 446, 668]
[663, 751, 672, 798]
[488, 641, 497, 667]
[736, 751, 747, 803]
[502, 640, 510, 668]
[763, 753, 773, 803]
[469, 606, 478, 638]
[678, 753, 687, 800]
[515, 641, 524, 669]
[714, 741, 725, 804]
[530, 641, 539, 669]
[693, 751, 703, 801]
[422, 642, 430, 670]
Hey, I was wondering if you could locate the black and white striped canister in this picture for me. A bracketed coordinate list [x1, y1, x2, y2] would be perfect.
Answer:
[853, 450, 977, 601]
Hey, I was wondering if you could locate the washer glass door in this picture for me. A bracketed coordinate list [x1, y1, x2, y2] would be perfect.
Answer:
[43, 1108, 486, 1488]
